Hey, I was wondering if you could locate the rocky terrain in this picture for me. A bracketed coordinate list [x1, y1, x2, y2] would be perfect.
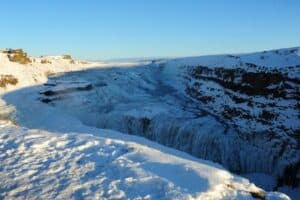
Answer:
[184, 62, 300, 187]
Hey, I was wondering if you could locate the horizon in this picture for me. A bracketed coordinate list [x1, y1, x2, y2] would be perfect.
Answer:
[2, 46, 299, 62]
[1, 0, 300, 60]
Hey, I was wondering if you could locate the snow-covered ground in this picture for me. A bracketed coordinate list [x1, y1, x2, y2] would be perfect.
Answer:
[0, 48, 299, 199]
[2, 120, 290, 200]
[0, 51, 148, 92]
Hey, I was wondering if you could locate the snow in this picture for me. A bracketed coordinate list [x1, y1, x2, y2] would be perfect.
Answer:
[17, 60, 298, 183]
[0, 52, 148, 92]
[163, 47, 300, 69]
[278, 186, 300, 200]
[0, 48, 299, 199]
[1, 121, 286, 200]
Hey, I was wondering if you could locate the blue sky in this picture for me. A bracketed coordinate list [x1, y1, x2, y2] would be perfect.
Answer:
[1, 0, 299, 60]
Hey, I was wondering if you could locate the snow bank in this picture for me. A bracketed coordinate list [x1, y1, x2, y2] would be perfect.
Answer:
[0, 121, 289, 200]
[164, 47, 300, 69]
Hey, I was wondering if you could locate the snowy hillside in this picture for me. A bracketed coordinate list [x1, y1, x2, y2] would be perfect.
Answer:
[1, 119, 291, 200]
[163, 47, 300, 181]
[0, 48, 299, 199]
[0, 49, 147, 91]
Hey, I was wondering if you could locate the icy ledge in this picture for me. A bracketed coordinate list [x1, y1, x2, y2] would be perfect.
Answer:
[0, 121, 289, 200]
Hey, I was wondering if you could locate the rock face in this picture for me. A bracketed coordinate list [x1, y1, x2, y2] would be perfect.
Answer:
[35, 47, 300, 188]
[186, 65, 299, 137]
[4, 49, 31, 64]
[184, 65, 300, 187]
[0, 75, 18, 88]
